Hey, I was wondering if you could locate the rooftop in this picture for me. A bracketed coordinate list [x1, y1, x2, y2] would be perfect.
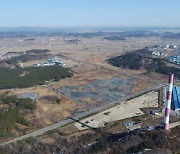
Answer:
[19, 93, 38, 101]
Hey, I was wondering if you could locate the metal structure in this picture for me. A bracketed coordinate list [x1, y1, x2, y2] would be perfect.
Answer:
[172, 86, 180, 111]
[164, 74, 174, 131]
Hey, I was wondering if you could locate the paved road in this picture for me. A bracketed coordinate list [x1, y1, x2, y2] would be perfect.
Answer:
[0, 83, 165, 146]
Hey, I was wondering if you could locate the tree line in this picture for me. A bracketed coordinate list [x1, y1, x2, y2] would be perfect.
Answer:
[0, 66, 73, 89]
[0, 94, 36, 139]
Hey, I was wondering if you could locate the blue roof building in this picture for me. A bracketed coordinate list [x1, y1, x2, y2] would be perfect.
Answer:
[172, 86, 180, 111]
[19, 93, 38, 101]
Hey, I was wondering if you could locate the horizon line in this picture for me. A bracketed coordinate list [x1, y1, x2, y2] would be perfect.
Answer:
[1, 25, 180, 28]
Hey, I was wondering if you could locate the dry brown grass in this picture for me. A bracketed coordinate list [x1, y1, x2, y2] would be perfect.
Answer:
[0, 35, 177, 132]
[4, 86, 77, 127]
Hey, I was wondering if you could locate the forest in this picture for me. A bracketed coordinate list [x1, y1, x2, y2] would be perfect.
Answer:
[108, 52, 143, 69]
[0, 66, 73, 89]
[108, 49, 180, 79]
[0, 94, 36, 139]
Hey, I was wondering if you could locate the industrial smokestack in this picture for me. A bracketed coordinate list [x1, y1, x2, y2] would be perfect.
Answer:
[164, 74, 174, 131]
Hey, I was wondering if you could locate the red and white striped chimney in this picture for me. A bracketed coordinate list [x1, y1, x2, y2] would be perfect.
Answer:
[164, 74, 174, 131]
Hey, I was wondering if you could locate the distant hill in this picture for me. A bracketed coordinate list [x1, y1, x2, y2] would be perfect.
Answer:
[161, 32, 180, 39]
[104, 36, 125, 41]
[108, 48, 180, 79]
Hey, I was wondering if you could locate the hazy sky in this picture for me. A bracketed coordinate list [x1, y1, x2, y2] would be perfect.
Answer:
[0, 0, 180, 27]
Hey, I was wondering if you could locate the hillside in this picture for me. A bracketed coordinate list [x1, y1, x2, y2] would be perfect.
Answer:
[1, 126, 179, 154]
[108, 49, 180, 79]
[0, 94, 36, 141]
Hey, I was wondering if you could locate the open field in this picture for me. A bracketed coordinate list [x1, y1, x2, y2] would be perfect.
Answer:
[0, 35, 171, 128]
[7, 86, 77, 127]
[0, 32, 179, 145]
[2, 65, 153, 128]
[1, 35, 180, 69]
